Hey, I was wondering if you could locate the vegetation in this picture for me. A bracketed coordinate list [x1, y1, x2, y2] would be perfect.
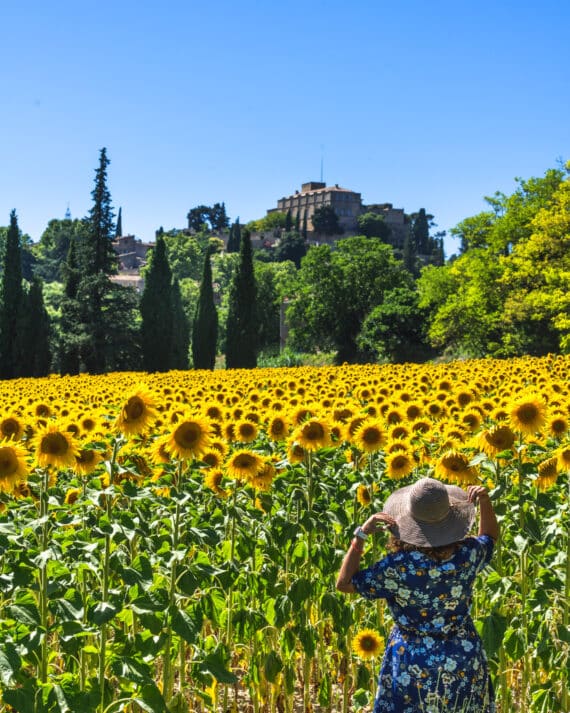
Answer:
[0, 356, 568, 712]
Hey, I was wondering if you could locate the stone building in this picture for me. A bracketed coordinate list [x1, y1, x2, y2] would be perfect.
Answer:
[269, 182, 409, 245]
[112, 235, 154, 271]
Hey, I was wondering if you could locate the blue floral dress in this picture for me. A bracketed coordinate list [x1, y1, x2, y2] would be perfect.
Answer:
[351, 535, 495, 713]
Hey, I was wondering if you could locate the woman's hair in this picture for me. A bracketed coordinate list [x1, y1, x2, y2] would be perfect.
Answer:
[387, 536, 462, 561]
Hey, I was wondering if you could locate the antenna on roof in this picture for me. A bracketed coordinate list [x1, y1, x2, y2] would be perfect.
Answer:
[320, 144, 324, 183]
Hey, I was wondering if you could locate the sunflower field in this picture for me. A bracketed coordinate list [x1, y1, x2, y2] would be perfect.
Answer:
[0, 355, 569, 713]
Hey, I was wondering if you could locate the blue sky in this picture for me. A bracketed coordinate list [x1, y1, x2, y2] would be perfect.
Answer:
[1, 0, 568, 256]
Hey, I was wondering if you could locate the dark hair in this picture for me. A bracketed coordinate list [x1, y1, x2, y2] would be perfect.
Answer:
[387, 535, 461, 562]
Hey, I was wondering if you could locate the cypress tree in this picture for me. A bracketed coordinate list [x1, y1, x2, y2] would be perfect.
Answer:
[285, 209, 293, 232]
[225, 229, 257, 369]
[302, 210, 308, 240]
[192, 249, 218, 369]
[140, 235, 174, 372]
[227, 219, 241, 253]
[116, 207, 123, 237]
[59, 236, 82, 375]
[294, 211, 300, 232]
[0, 210, 24, 379]
[170, 278, 190, 369]
[77, 148, 119, 373]
[17, 279, 51, 377]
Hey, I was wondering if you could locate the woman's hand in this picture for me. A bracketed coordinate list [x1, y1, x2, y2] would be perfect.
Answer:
[467, 485, 490, 504]
[361, 512, 397, 536]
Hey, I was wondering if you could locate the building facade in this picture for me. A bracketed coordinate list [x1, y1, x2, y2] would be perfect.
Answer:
[270, 182, 409, 246]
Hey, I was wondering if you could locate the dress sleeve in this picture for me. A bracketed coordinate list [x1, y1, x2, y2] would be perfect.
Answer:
[351, 557, 395, 600]
[470, 535, 494, 573]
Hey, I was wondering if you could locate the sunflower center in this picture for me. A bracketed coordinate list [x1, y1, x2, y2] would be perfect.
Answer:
[125, 397, 145, 421]
[77, 449, 96, 465]
[174, 423, 202, 448]
[362, 427, 382, 444]
[0, 449, 18, 476]
[41, 433, 69, 456]
[1, 419, 20, 437]
[360, 635, 377, 651]
[517, 404, 538, 423]
[304, 422, 325, 440]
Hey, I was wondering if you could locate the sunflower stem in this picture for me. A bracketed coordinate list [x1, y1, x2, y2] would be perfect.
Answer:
[39, 467, 50, 684]
[223, 477, 239, 713]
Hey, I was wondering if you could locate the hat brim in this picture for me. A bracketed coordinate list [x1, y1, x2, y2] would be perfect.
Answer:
[383, 483, 475, 547]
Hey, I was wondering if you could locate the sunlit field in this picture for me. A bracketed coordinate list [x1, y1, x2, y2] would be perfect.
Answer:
[0, 355, 568, 713]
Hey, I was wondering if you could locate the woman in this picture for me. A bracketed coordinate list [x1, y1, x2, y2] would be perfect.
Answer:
[336, 477, 499, 713]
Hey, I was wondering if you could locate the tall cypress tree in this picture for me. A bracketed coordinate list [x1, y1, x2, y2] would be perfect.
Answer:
[192, 249, 218, 369]
[59, 236, 82, 375]
[170, 278, 190, 369]
[225, 229, 257, 369]
[226, 219, 241, 253]
[16, 279, 51, 377]
[285, 209, 293, 232]
[115, 207, 123, 237]
[140, 236, 174, 372]
[77, 148, 119, 373]
[0, 210, 24, 379]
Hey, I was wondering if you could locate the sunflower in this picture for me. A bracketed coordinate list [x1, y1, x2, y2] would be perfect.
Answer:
[352, 629, 384, 660]
[204, 404, 224, 422]
[64, 487, 81, 505]
[356, 484, 373, 506]
[235, 419, 258, 444]
[385, 451, 415, 480]
[0, 440, 29, 494]
[149, 435, 172, 465]
[267, 414, 290, 441]
[287, 441, 307, 464]
[116, 388, 157, 436]
[435, 449, 477, 484]
[478, 425, 515, 457]
[249, 461, 276, 491]
[204, 469, 229, 498]
[404, 402, 424, 421]
[460, 410, 482, 433]
[547, 413, 568, 439]
[74, 448, 103, 475]
[509, 396, 547, 434]
[292, 418, 331, 451]
[225, 449, 264, 482]
[536, 457, 558, 491]
[166, 416, 211, 459]
[33, 422, 79, 470]
[556, 445, 570, 472]
[201, 449, 223, 469]
[352, 420, 386, 453]
[0, 414, 25, 441]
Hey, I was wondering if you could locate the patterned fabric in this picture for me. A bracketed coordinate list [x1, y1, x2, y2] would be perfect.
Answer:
[352, 535, 495, 713]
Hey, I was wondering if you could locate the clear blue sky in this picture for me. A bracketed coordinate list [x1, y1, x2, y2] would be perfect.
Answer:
[1, 0, 568, 256]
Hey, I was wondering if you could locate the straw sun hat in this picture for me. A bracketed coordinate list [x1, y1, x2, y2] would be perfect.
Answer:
[383, 477, 476, 548]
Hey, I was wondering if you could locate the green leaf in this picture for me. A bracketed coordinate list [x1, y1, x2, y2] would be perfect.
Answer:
[476, 611, 507, 659]
[89, 601, 119, 625]
[503, 626, 526, 660]
[297, 624, 316, 657]
[171, 608, 201, 645]
[135, 682, 169, 713]
[2, 686, 35, 713]
[0, 642, 21, 686]
[111, 656, 154, 684]
[287, 577, 312, 605]
[199, 652, 237, 683]
[263, 651, 283, 683]
[318, 672, 332, 706]
[5, 602, 41, 626]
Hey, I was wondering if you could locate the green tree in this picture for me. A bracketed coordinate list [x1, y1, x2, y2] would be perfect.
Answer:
[33, 218, 83, 282]
[285, 209, 293, 232]
[225, 229, 257, 368]
[171, 278, 190, 369]
[140, 236, 174, 372]
[0, 210, 25, 379]
[410, 208, 432, 254]
[275, 231, 306, 268]
[75, 148, 140, 373]
[311, 205, 343, 236]
[287, 237, 407, 363]
[116, 207, 123, 237]
[163, 230, 204, 282]
[59, 236, 82, 374]
[357, 285, 434, 363]
[192, 250, 218, 369]
[356, 212, 392, 241]
[16, 278, 52, 377]
[226, 219, 241, 253]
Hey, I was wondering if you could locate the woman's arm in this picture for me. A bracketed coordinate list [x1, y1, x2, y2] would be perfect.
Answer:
[335, 512, 397, 594]
[467, 485, 500, 541]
